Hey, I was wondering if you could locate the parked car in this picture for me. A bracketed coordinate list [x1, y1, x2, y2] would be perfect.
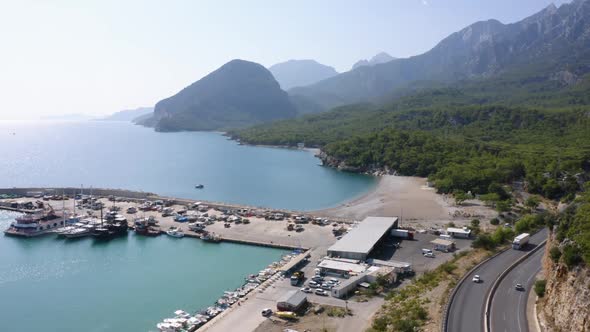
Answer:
[315, 289, 329, 296]
[312, 276, 324, 282]
[472, 275, 481, 283]
[424, 252, 435, 258]
[261, 308, 273, 317]
[300, 287, 313, 293]
[321, 283, 332, 290]
[308, 281, 319, 288]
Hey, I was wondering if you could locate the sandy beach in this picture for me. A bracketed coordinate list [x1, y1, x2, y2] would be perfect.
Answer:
[315, 175, 497, 229]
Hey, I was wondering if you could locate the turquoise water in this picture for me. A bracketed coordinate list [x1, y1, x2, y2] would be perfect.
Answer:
[0, 121, 376, 211]
[0, 211, 288, 332]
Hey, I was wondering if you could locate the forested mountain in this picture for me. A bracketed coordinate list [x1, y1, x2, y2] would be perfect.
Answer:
[139, 60, 296, 131]
[289, 0, 590, 109]
[269, 59, 338, 90]
[351, 52, 396, 70]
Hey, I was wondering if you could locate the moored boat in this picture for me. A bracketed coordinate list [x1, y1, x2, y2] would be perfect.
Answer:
[166, 227, 184, 238]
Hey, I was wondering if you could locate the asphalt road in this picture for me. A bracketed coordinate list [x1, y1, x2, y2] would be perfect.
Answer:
[445, 228, 548, 332]
[489, 243, 544, 332]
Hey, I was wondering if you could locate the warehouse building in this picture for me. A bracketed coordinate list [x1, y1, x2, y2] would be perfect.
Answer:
[327, 216, 398, 261]
[276, 290, 307, 312]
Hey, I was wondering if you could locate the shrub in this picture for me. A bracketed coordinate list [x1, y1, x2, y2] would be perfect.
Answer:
[490, 218, 500, 225]
[562, 244, 583, 268]
[534, 279, 547, 297]
[549, 246, 561, 263]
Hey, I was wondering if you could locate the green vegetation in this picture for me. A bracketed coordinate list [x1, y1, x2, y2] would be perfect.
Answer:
[233, 75, 590, 200]
[534, 279, 547, 297]
[326, 306, 349, 318]
[552, 185, 590, 268]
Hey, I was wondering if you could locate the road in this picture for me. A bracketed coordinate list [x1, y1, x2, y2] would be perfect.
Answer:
[445, 229, 547, 332]
[489, 243, 544, 332]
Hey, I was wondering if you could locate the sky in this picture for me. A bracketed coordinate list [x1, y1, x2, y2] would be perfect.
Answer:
[0, 0, 573, 120]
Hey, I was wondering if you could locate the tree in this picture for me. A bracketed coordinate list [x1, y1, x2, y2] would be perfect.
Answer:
[454, 191, 471, 205]
[534, 279, 547, 297]
[525, 196, 541, 210]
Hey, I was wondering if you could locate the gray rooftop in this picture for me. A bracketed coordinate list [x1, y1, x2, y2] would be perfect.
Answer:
[328, 217, 398, 255]
[277, 290, 307, 306]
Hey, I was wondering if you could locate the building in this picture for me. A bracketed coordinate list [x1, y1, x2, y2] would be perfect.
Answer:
[327, 216, 399, 261]
[276, 290, 307, 312]
[331, 273, 366, 299]
[367, 258, 413, 274]
[430, 238, 456, 252]
[317, 259, 367, 277]
[366, 266, 396, 284]
[446, 227, 471, 238]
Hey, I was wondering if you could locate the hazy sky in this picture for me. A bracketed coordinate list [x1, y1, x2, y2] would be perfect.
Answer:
[0, 0, 572, 120]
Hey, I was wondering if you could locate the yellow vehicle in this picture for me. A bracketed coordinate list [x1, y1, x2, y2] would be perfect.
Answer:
[275, 311, 297, 319]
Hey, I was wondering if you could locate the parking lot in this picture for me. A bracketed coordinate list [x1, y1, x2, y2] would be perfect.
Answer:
[370, 232, 473, 273]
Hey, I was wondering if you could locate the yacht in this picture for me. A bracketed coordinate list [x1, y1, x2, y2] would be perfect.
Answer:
[64, 224, 95, 239]
[166, 227, 184, 238]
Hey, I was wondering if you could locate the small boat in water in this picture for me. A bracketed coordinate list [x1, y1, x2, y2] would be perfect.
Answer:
[195, 184, 204, 189]
[166, 227, 184, 238]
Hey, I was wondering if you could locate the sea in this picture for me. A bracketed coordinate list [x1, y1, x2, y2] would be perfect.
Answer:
[0, 120, 376, 331]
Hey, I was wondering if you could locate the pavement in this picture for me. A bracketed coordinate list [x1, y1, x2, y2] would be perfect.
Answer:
[446, 229, 548, 332]
[489, 244, 544, 332]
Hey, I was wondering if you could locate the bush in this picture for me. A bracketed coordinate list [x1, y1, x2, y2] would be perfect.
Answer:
[534, 279, 547, 297]
[549, 246, 561, 263]
[490, 218, 500, 225]
[562, 244, 583, 268]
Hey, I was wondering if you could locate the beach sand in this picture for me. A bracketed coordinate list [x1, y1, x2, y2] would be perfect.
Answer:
[315, 175, 497, 229]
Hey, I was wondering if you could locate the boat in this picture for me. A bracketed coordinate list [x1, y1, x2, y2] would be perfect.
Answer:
[195, 184, 204, 189]
[3, 207, 65, 237]
[54, 226, 77, 237]
[200, 232, 221, 243]
[64, 224, 95, 238]
[92, 211, 128, 239]
[166, 227, 184, 238]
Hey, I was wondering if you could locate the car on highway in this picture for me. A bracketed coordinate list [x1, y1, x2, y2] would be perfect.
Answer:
[424, 252, 435, 258]
[472, 275, 481, 283]
[315, 289, 329, 296]
[261, 308, 273, 317]
[515, 283, 525, 291]
[300, 287, 313, 293]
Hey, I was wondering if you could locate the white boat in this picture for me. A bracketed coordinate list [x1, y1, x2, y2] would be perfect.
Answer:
[64, 225, 95, 238]
[166, 227, 184, 238]
[55, 226, 77, 236]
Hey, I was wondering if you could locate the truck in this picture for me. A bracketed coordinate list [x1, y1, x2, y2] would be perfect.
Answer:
[512, 233, 530, 250]
[290, 271, 305, 286]
[391, 228, 414, 240]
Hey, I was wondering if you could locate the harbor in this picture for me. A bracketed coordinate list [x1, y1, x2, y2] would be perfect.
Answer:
[1, 182, 493, 332]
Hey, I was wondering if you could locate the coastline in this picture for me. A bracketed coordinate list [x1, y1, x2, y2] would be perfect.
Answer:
[314, 175, 498, 229]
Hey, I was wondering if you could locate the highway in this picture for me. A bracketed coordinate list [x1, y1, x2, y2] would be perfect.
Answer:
[445, 228, 547, 332]
[489, 243, 544, 332]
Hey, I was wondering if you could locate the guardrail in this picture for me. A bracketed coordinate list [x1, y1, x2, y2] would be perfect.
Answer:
[483, 240, 547, 332]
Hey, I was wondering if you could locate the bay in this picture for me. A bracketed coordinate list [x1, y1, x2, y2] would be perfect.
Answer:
[0, 211, 288, 332]
[0, 121, 376, 211]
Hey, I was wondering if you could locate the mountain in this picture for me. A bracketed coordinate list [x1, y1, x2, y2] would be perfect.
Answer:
[140, 59, 297, 132]
[351, 52, 396, 70]
[99, 107, 154, 122]
[290, 0, 590, 109]
[268, 59, 338, 90]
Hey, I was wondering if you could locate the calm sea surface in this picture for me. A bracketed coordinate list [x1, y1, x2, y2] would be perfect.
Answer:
[0, 121, 376, 331]
[0, 120, 376, 211]
[0, 211, 288, 332]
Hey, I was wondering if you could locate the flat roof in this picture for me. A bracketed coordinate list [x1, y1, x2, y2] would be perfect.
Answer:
[431, 238, 455, 246]
[328, 216, 398, 255]
[317, 259, 367, 274]
[369, 259, 412, 269]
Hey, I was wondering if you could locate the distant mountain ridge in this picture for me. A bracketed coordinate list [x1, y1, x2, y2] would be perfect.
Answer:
[140, 59, 297, 131]
[269, 59, 338, 90]
[352, 52, 396, 70]
[99, 107, 153, 122]
[289, 0, 590, 109]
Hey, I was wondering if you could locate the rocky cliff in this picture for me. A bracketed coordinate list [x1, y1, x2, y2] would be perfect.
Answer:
[540, 234, 590, 331]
